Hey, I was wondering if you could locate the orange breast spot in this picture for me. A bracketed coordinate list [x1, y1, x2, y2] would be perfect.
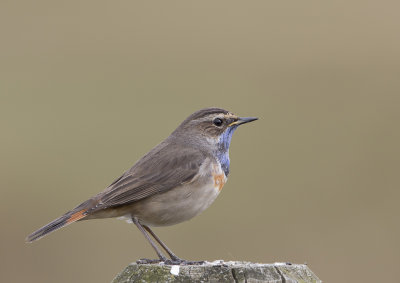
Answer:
[213, 173, 226, 192]
[212, 163, 226, 192]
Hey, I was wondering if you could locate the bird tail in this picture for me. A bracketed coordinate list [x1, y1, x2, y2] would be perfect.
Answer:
[26, 199, 95, 243]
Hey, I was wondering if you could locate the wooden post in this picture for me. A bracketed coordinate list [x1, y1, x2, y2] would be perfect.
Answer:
[112, 261, 321, 283]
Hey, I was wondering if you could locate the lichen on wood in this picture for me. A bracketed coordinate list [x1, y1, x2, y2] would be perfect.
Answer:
[112, 260, 321, 283]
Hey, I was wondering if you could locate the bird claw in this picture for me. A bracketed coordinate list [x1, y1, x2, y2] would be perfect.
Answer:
[182, 260, 206, 265]
[137, 258, 205, 265]
[164, 259, 205, 265]
[136, 258, 163, 264]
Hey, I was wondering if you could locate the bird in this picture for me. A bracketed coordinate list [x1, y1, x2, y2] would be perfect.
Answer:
[26, 107, 258, 264]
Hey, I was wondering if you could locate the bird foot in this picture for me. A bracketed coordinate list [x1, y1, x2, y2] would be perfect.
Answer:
[164, 259, 205, 265]
[136, 258, 163, 264]
[136, 258, 206, 265]
[182, 260, 206, 265]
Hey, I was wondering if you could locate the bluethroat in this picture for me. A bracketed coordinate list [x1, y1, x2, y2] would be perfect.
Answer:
[26, 108, 258, 264]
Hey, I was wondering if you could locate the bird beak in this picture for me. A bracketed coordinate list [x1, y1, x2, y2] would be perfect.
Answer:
[229, 117, 258, 127]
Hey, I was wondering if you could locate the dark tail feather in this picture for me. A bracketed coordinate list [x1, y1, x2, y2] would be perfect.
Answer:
[26, 200, 95, 243]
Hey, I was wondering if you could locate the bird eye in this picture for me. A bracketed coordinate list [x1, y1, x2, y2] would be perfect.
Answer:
[213, 118, 223, 127]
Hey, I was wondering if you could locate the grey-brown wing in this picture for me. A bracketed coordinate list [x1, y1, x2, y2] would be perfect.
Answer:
[95, 144, 206, 209]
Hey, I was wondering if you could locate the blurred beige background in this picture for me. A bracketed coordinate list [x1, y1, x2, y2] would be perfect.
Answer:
[1, 1, 399, 282]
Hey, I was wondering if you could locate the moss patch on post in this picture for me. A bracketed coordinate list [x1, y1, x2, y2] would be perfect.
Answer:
[112, 261, 321, 283]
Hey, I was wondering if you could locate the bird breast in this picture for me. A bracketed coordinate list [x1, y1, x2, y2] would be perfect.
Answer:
[129, 158, 227, 227]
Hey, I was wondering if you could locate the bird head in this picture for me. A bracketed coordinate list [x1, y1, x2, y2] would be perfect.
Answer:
[172, 107, 258, 151]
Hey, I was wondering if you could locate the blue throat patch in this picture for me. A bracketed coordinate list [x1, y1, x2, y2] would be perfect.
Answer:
[215, 125, 238, 176]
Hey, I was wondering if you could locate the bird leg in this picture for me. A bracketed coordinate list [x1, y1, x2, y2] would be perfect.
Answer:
[143, 225, 183, 262]
[132, 217, 168, 262]
[143, 225, 205, 265]
[133, 217, 204, 265]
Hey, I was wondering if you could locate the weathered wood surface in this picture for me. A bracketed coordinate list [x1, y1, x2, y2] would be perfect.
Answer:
[112, 260, 321, 283]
